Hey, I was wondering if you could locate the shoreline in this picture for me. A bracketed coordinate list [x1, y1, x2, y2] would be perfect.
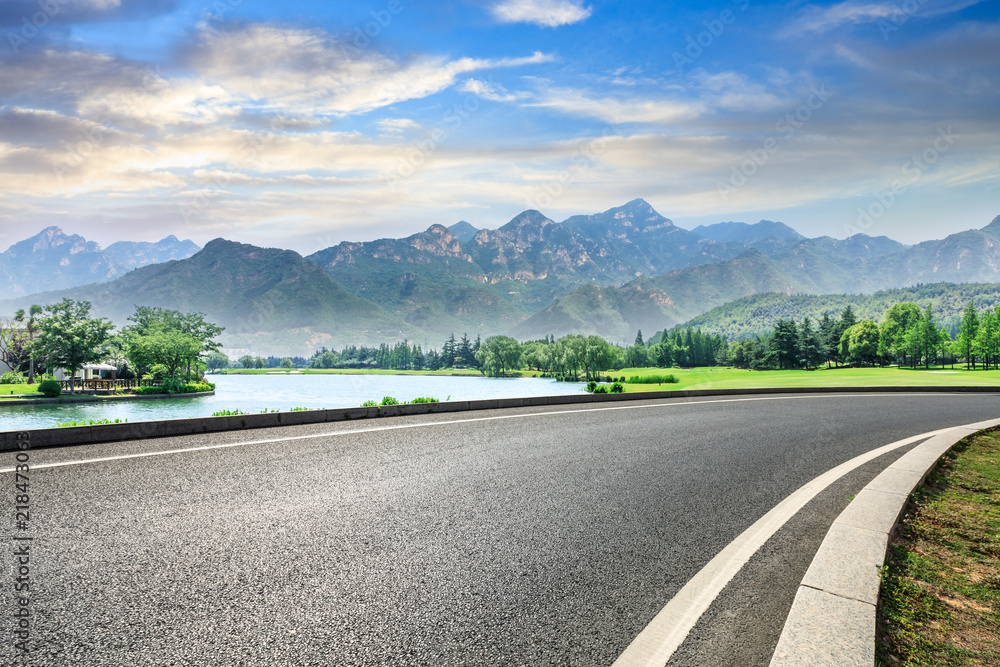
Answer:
[0, 390, 215, 406]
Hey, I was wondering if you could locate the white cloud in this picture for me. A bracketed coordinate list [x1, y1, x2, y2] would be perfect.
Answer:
[182, 24, 553, 116]
[489, 0, 592, 27]
[529, 87, 703, 124]
[376, 118, 421, 134]
[787, 0, 983, 34]
[461, 78, 528, 102]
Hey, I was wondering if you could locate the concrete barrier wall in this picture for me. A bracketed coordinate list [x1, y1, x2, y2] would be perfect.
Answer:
[3, 385, 1000, 452]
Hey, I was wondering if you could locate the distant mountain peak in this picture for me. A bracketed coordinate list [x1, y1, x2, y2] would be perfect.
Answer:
[982, 215, 1000, 234]
[500, 209, 553, 231]
[447, 220, 479, 243]
[693, 220, 803, 244]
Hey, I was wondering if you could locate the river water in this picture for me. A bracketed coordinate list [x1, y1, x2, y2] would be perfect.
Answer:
[0, 373, 586, 431]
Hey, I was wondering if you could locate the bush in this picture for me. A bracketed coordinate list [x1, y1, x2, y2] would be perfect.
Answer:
[380, 396, 400, 406]
[586, 381, 598, 393]
[610, 382, 625, 393]
[410, 397, 439, 404]
[627, 374, 679, 384]
[136, 382, 214, 396]
[593, 385, 608, 394]
[1, 371, 26, 384]
[38, 380, 61, 398]
[361, 400, 378, 407]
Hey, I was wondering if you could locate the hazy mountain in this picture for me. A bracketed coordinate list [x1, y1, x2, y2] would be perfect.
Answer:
[0, 239, 414, 356]
[510, 216, 1000, 341]
[0, 227, 200, 298]
[104, 235, 201, 269]
[658, 283, 1000, 341]
[692, 220, 803, 244]
[447, 221, 479, 243]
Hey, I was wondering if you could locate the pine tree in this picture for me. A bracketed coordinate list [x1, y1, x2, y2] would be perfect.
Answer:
[957, 300, 979, 369]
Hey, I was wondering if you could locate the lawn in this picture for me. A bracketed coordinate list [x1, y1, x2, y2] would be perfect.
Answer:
[615, 366, 1000, 392]
[0, 383, 40, 396]
[216, 368, 481, 376]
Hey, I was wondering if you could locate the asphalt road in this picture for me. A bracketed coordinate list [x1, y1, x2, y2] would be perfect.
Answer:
[3, 392, 999, 666]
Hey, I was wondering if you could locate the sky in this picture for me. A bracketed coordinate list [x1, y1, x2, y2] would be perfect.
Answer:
[0, 0, 997, 254]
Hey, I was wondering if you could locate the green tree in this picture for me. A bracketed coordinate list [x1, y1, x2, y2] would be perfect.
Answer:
[31, 299, 114, 394]
[475, 336, 523, 377]
[957, 300, 979, 368]
[280, 357, 294, 369]
[240, 355, 255, 369]
[847, 320, 880, 365]
[206, 352, 230, 372]
[878, 302, 922, 367]
[13, 304, 43, 383]
[583, 335, 616, 380]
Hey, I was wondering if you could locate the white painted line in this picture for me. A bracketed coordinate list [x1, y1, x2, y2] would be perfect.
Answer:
[611, 425, 956, 667]
[0, 392, 959, 473]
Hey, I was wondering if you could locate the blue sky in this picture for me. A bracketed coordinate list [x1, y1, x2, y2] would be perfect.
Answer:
[0, 0, 997, 253]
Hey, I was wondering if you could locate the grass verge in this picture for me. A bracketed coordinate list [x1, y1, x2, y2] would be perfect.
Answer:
[877, 429, 1000, 666]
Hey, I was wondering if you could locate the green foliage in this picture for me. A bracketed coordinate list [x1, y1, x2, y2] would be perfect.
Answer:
[627, 374, 679, 384]
[610, 382, 625, 393]
[593, 385, 608, 394]
[280, 357, 294, 369]
[135, 382, 213, 396]
[475, 335, 523, 377]
[380, 396, 400, 405]
[585, 381, 597, 393]
[37, 379, 61, 397]
[410, 397, 439, 404]
[32, 299, 114, 393]
[0, 371, 26, 384]
[205, 351, 230, 371]
[211, 409, 248, 416]
[56, 418, 127, 427]
[361, 400, 378, 407]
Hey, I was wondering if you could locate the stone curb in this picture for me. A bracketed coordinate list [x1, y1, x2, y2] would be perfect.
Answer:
[0, 390, 215, 406]
[769, 417, 1000, 667]
[1, 385, 999, 452]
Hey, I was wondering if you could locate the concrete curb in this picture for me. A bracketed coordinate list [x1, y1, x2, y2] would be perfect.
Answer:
[769, 417, 1000, 667]
[0, 390, 215, 406]
[2, 385, 999, 452]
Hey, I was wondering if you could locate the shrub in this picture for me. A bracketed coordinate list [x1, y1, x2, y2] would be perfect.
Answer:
[410, 397, 439, 404]
[586, 381, 598, 393]
[56, 418, 127, 427]
[380, 396, 400, 405]
[610, 382, 625, 393]
[211, 409, 248, 416]
[361, 400, 378, 407]
[593, 385, 608, 394]
[38, 380, 61, 398]
[136, 382, 214, 396]
[627, 374, 679, 384]
[1, 371, 26, 384]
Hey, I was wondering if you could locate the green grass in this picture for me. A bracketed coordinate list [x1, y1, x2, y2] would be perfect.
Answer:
[0, 383, 40, 396]
[56, 418, 128, 427]
[877, 429, 1000, 666]
[614, 366, 1000, 393]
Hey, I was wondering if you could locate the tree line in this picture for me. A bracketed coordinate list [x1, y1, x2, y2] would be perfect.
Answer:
[0, 299, 223, 392]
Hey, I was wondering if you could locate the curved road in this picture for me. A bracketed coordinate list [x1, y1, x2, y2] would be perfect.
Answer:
[3, 392, 999, 666]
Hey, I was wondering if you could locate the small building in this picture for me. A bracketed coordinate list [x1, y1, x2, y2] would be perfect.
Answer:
[54, 364, 118, 382]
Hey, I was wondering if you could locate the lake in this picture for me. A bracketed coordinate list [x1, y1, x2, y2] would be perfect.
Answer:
[0, 373, 586, 431]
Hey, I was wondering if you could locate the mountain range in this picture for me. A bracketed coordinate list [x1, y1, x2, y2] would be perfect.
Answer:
[0, 226, 200, 298]
[1, 203, 999, 355]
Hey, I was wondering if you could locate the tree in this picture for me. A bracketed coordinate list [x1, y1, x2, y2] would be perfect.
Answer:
[206, 352, 230, 372]
[31, 299, 114, 394]
[879, 303, 922, 367]
[772, 319, 800, 369]
[921, 304, 938, 368]
[0, 316, 31, 376]
[635, 330, 644, 346]
[123, 307, 224, 380]
[847, 320, 880, 365]
[475, 336, 522, 377]
[582, 335, 616, 380]
[957, 300, 979, 368]
[240, 355, 255, 369]
[280, 357, 295, 369]
[13, 304, 42, 382]
[798, 317, 822, 370]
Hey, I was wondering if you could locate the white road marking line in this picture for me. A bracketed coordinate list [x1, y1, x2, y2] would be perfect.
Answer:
[611, 424, 964, 667]
[0, 393, 974, 473]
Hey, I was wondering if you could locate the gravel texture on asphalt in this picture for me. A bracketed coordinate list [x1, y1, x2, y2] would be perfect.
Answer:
[3, 393, 999, 666]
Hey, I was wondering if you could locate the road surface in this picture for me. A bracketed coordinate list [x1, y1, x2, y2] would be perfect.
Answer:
[3, 392, 998, 666]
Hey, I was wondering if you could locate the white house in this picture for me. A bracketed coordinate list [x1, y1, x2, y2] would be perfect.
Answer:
[54, 363, 118, 382]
